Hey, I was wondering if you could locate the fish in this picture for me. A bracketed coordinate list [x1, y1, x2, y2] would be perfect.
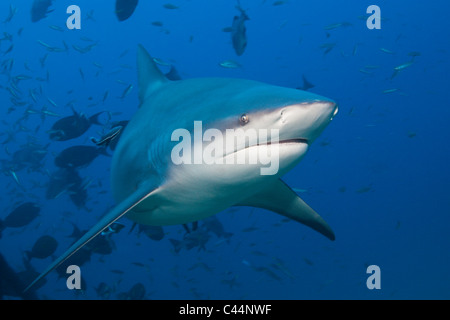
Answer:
[49, 25, 64, 32]
[91, 125, 125, 149]
[86, 232, 115, 255]
[408, 51, 421, 61]
[201, 216, 232, 239]
[0, 253, 38, 300]
[356, 185, 372, 194]
[93, 120, 129, 151]
[72, 42, 98, 54]
[5, 143, 48, 172]
[296, 75, 315, 91]
[380, 48, 395, 54]
[101, 222, 125, 236]
[170, 228, 211, 253]
[115, 0, 139, 22]
[219, 60, 242, 69]
[25, 235, 58, 261]
[163, 3, 179, 10]
[25, 45, 337, 291]
[231, 4, 249, 56]
[165, 65, 182, 81]
[137, 224, 165, 241]
[46, 168, 82, 200]
[152, 57, 171, 66]
[48, 107, 107, 141]
[127, 283, 146, 300]
[95, 282, 113, 299]
[86, 10, 95, 21]
[31, 0, 54, 23]
[0, 202, 40, 235]
[54, 145, 109, 169]
[320, 43, 336, 55]
[68, 178, 90, 210]
[272, 1, 287, 6]
[120, 84, 134, 99]
[394, 61, 413, 71]
[3, 4, 18, 23]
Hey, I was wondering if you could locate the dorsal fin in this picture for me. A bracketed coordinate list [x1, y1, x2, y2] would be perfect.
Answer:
[137, 44, 169, 105]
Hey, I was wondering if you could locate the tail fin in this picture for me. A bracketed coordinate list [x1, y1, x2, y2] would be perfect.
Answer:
[169, 239, 182, 253]
[24, 251, 32, 262]
[89, 111, 108, 126]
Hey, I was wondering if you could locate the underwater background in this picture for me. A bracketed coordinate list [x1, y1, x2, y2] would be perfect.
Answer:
[0, 0, 449, 300]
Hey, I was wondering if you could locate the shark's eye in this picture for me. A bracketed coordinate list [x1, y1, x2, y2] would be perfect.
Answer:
[239, 114, 249, 125]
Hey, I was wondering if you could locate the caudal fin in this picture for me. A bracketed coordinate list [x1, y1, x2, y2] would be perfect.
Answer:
[89, 111, 109, 126]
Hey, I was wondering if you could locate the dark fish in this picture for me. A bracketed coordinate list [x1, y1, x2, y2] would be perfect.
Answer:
[31, 0, 54, 23]
[250, 265, 283, 282]
[96, 282, 113, 299]
[231, 5, 249, 56]
[46, 167, 89, 209]
[68, 179, 89, 210]
[138, 224, 164, 241]
[2, 202, 40, 228]
[170, 228, 210, 253]
[221, 275, 240, 288]
[115, 0, 139, 22]
[0, 253, 39, 300]
[18, 257, 46, 292]
[101, 222, 125, 236]
[46, 168, 81, 200]
[2, 143, 48, 173]
[202, 216, 232, 239]
[128, 283, 146, 300]
[3, 4, 18, 23]
[54, 145, 109, 169]
[296, 75, 315, 91]
[68, 223, 114, 255]
[48, 108, 106, 141]
[26, 235, 58, 260]
[165, 65, 182, 81]
[163, 3, 179, 10]
[87, 234, 114, 255]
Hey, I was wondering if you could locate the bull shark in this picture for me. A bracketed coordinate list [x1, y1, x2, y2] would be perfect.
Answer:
[25, 45, 338, 292]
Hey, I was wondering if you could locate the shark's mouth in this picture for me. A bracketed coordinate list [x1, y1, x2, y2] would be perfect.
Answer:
[220, 138, 310, 159]
[255, 138, 309, 147]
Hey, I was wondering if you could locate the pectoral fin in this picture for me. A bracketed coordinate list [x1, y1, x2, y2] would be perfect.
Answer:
[237, 179, 335, 241]
[24, 186, 159, 293]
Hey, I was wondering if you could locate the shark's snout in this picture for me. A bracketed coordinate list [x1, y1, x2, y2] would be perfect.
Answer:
[277, 100, 337, 144]
[331, 103, 339, 120]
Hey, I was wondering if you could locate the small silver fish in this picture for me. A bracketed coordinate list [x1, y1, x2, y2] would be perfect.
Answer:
[219, 60, 241, 69]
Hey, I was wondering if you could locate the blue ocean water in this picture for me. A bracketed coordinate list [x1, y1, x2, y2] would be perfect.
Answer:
[0, 0, 449, 300]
